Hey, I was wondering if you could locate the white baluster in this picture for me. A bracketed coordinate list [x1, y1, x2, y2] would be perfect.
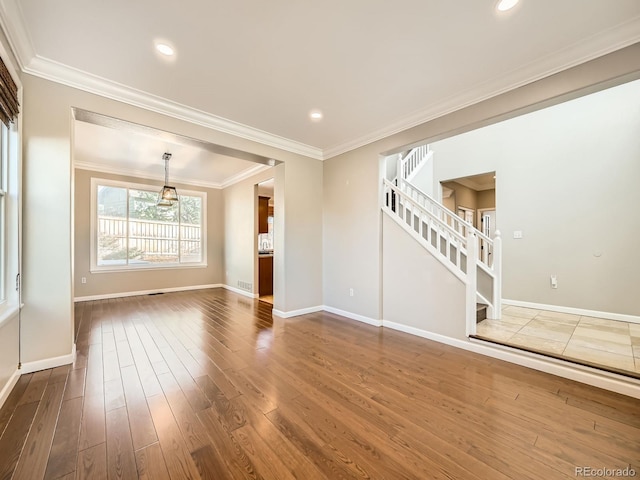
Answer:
[466, 229, 478, 336]
[491, 230, 502, 320]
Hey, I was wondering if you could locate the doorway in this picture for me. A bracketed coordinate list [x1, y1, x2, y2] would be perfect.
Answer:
[440, 171, 496, 231]
[257, 179, 274, 304]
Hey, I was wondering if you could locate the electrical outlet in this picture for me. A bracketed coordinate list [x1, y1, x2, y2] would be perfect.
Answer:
[81, 277, 87, 284]
[550, 275, 558, 289]
[513, 230, 523, 239]
[349, 288, 354, 297]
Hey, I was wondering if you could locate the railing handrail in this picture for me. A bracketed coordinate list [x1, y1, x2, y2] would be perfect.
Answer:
[98, 215, 200, 229]
[402, 181, 494, 246]
[386, 145, 502, 325]
[384, 179, 468, 244]
[399, 145, 430, 182]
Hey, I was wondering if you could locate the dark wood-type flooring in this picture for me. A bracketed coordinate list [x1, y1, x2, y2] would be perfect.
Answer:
[0, 288, 638, 479]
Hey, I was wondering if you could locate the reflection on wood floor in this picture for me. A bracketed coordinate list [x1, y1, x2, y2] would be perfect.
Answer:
[258, 294, 273, 305]
[477, 305, 640, 377]
[0, 288, 638, 479]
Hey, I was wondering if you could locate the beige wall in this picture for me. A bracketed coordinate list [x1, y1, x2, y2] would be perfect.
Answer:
[74, 168, 224, 298]
[383, 215, 466, 338]
[0, 316, 19, 401]
[222, 167, 274, 295]
[323, 144, 382, 320]
[477, 189, 496, 210]
[281, 159, 323, 312]
[15, 38, 640, 371]
[21, 72, 323, 367]
[442, 181, 478, 219]
[323, 43, 640, 327]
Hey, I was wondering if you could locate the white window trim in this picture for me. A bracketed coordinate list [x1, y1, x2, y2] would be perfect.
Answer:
[90, 177, 207, 273]
[0, 109, 21, 326]
[0, 122, 7, 304]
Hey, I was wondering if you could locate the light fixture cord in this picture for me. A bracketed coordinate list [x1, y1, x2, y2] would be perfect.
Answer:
[164, 157, 169, 185]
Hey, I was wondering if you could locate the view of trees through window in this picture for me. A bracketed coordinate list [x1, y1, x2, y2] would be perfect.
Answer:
[97, 183, 204, 267]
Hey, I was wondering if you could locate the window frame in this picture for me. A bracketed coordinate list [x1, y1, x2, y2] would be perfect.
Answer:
[0, 122, 7, 302]
[0, 107, 20, 327]
[90, 177, 207, 273]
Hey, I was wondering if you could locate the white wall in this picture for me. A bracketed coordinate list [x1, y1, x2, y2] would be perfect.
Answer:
[409, 152, 434, 197]
[431, 79, 640, 316]
[22, 75, 74, 365]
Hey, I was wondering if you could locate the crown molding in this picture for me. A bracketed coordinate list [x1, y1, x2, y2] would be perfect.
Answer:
[220, 163, 273, 188]
[322, 17, 640, 159]
[24, 55, 323, 160]
[74, 160, 271, 190]
[2, 0, 639, 162]
[0, 0, 35, 70]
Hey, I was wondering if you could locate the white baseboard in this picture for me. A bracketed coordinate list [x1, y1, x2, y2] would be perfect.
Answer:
[271, 304, 382, 325]
[222, 284, 259, 299]
[272, 305, 324, 318]
[20, 344, 77, 374]
[0, 369, 20, 410]
[323, 306, 382, 327]
[503, 299, 640, 325]
[74, 284, 223, 302]
[382, 320, 640, 399]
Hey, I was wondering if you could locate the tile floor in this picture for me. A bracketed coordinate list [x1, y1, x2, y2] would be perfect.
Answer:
[477, 305, 640, 376]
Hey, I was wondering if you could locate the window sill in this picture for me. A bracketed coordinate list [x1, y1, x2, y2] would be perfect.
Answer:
[90, 263, 208, 274]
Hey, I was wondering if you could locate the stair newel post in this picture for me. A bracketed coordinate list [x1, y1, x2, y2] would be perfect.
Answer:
[466, 229, 478, 337]
[396, 153, 403, 190]
[491, 230, 502, 320]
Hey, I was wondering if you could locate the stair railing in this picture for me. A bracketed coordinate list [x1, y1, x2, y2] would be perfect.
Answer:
[396, 145, 431, 185]
[383, 177, 502, 329]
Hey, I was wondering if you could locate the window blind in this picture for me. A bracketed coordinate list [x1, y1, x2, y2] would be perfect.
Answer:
[0, 56, 18, 127]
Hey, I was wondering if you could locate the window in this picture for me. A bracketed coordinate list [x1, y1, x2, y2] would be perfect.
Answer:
[91, 178, 206, 271]
[0, 122, 7, 301]
[0, 51, 20, 324]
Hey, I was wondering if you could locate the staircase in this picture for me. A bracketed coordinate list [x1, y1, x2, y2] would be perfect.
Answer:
[383, 146, 502, 334]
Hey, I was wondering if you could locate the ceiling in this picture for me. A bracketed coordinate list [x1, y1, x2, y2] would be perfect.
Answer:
[444, 172, 496, 192]
[2, 0, 640, 161]
[73, 110, 274, 188]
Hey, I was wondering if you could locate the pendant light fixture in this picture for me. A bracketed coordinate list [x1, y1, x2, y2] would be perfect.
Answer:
[157, 152, 179, 206]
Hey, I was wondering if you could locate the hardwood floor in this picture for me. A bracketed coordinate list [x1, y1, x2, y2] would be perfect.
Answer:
[0, 288, 638, 479]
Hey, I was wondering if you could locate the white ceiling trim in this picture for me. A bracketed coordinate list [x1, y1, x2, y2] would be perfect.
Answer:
[0, 0, 35, 70]
[24, 55, 324, 160]
[2, 0, 640, 162]
[74, 160, 271, 190]
[322, 17, 640, 159]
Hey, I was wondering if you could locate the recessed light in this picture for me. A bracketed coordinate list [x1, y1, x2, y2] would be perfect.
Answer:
[156, 43, 175, 56]
[309, 110, 323, 120]
[496, 0, 519, 11]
